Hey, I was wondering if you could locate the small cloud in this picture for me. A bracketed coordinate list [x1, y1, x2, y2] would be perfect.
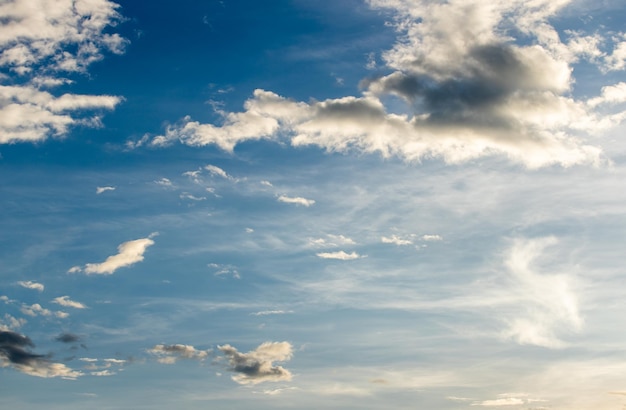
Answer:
[381, 235, 413, 246]
[209, 263, 241, 279]
[245, 228, 254, 233]
[148, 344, 211, 364]
[17, 281, 44, 292]
[155, 178, 173, 187]
[309, 234, 355, 248]
[251, 310, 292, 316]
[96, 186, 115, 194]
[55, 333, 81, 343]
[277, 195, 315, 207]
[52, 296, 87, 309]
[218, 341, 293, 385]
[180, 193, 206, 201]
[421, 234, 443, 241]
[260, 180, 273, 187]
[73, 236, 156, 275]
[471, 397, 525, 406]
[205, 164, 235, 181]
[316, 251, 362, 260]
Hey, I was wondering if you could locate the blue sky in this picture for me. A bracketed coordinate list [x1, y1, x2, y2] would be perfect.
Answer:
[1, 0, 626, 408]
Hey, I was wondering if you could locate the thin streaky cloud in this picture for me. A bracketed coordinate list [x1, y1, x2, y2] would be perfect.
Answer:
[277, 195, 315, 207]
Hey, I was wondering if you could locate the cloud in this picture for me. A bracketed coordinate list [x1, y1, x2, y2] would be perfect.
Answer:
[72, 235, 156, 275]
[420, 234, 443, 242]
[0, 0, 126, 74]
[148, 344, 211, 364]
[309, 234, 356, 248]
[52, 296, 87, 309]
[205, 164, 235, 181]
[218, 341, 293, 385]
[251, 310, 293, 316]
[0, 0, 126, 144]
[381, 234, 413, 246]
[155, 178, 173, 187]
[55, 333, 81, 344]
[20, 303, 67, 319]
[0, 330, 82, 378]
[500, 237, 583, 348]
[0, 85, 122, 144]
[471, 397, 525, 406]
[145, 0, 626, 168]
[96, 186, 116, 194]
[316, 251, 362, 260]
[277, 195, 315, 207]
[16, 280, 44, 292]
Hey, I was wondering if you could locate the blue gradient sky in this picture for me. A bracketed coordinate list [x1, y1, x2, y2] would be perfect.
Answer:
[1, 1, 626, 409]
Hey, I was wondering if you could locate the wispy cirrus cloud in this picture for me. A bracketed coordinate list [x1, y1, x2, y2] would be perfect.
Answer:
[69, 234, 157, 275]
[52, 296, 87, 309]
[218, 341, 293, 385]
[277, 195, 315, 207]
[96, 186, 116, 194]
[316, 251, 362, 260]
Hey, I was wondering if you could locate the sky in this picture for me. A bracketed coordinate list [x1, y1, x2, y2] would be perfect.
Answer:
[1, 0, 626, 408]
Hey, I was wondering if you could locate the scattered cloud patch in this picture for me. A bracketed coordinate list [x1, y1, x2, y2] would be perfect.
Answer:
[277, 195, 315, 207]
[72, 235, 156, 275]
[154, 178, 173, 187]
[309, 234, 355, 248]
[316, 251, 362, 260]
[252, 310, 292, 316]
[205, 164, 235, 181]
[52, 296, 87, 309]
[180, 193, 206, 201]
[218, 341, 293, 385]
[148, 344, 211, 364]
[0, 330, 82, 378]
[17, 280, 44, 292]
[421, 234, 443, 242]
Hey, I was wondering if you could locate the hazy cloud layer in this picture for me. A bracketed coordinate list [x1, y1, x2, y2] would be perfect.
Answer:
[218, 341, 293, 385]
[70, 235, 156, 275]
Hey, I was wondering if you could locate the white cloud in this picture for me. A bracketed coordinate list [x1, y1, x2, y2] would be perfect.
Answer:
[52, 296, 87, 309]
[381, 235, 413, 245]
[500, 237, 583, 348]
[252, 310, 292, 316]
[0, 85, 122, 144]
[218, 341, 293, 385]
[96, 186, 115, 194]
[277, 195, 315, 207]
[148, 344, 210, 364]
[155, 178, 173, 187]
[17, 280, 44, 292]
[205, 164, 235, 180]
[180, 193, 206, 201]
[316, 251, 362, 260]
[309, 234, 356, 248]
[587, 82, 626, 107]
[73, 235, 156, 275]
[147, 0, 626, 168]
[421, 234, 443, 242]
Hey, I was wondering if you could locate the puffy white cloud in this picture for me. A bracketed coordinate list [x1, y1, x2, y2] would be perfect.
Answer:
[16, 280, 44, 292]
[218, 341, 293, 385]
[0, 85, 122, 143]
[52, 296, 87, 309]
[0, 0, 126, 74]
[20, 303, 67, 318]
[277, 195, 315, 207]
[148, 344, 211, 364]
[205, 164, 235, 180]
[148, 0, 626, 168]
[73, 235, 156, 275]
[316, 251, 362, 260]
[0, 0, 126, 144]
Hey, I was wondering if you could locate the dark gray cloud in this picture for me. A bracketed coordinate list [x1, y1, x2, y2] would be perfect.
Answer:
[0, 330, 82, 378]
[55, 332, 81, 344]
[218, 341, 293, 385]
